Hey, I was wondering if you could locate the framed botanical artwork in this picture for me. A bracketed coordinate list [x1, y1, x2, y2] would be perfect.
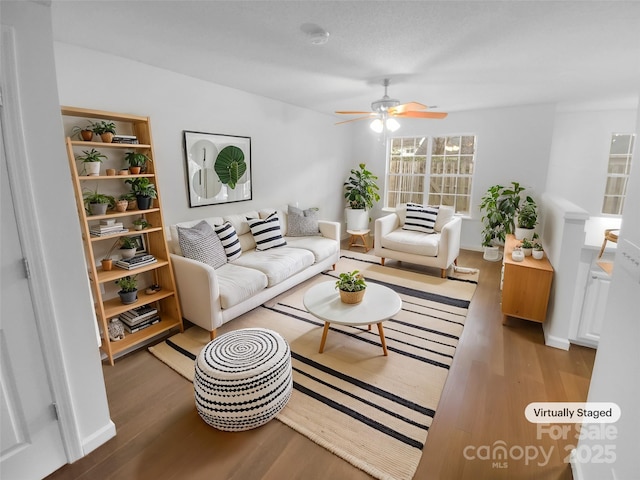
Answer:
[183, 131, 252, 207]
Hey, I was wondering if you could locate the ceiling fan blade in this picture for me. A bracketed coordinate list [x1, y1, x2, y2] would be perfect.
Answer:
[335, 110, 374, 115]
[388, 102, 427, 114]
[335, 116, 375, 125]
[394, 111, 448, 119]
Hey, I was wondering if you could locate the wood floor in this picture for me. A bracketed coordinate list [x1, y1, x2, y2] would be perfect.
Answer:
[46, 249, 595, 480]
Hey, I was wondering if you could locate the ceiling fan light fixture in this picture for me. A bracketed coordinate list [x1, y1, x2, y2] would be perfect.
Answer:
[370, 118, 384, 133]
[369, 117, 400, 133]
[386, 118, 400, 132]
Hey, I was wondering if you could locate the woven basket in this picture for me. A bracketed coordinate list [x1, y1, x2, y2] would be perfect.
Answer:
[339, 289, 366, 304]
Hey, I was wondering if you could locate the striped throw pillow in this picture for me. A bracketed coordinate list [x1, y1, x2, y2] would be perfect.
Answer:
[402, 203, 439, 233]
[214, 221, 242, 261]
[177, 221, 227, 269]
[247, 213, 287, 251]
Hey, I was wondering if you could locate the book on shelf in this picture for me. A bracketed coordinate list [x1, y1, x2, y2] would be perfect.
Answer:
[91, 222, 124, 231]
[112, 135, 139, 144]
[90, 228, 129, 237]
[115, 254, 157, 270]
[120, 307, 159, 326]
[123, 316, 160, 333]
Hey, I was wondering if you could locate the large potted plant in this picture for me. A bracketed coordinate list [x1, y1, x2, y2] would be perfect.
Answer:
[335, 270, 367, 304]
[125, 177, 157, 210]
[344, 163, 380, 230]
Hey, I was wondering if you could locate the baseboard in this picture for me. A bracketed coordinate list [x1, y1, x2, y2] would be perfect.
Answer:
[82, 420, 116, 456]
[543, 329, 571, 350]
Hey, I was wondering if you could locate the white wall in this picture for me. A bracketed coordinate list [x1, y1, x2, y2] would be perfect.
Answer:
[1, 0, 113, 460]
[546, 108, 637, 215]
[350, 104, 557, 250]
[575, 106, 640, 480]
[53, 43, 353, 227]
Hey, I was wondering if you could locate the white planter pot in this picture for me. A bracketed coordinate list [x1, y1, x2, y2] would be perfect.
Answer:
[84, 162, 101, 176]
[345, 208, 369, 231]
[515, 227, 535, 240]
[532, 250, 544, 260]
[483, 246, 501, 262]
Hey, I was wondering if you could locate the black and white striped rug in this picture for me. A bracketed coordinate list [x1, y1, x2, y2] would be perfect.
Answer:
[150, 252, 478, 480]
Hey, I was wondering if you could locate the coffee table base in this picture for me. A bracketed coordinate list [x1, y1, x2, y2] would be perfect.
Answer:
[319, 321, 388, 356]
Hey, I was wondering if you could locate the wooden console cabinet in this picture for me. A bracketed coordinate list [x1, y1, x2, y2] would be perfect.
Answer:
[501, 234, 553, 324]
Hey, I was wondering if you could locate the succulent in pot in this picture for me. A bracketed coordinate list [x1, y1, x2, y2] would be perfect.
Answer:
[335, 270, 367, 304]
[115, 275, 138, 305]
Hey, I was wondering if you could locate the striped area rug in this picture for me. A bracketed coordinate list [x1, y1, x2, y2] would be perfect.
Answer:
[149, 252, 478, 480]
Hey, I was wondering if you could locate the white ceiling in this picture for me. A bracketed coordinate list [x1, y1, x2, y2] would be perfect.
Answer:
[50, 1, 640, 117]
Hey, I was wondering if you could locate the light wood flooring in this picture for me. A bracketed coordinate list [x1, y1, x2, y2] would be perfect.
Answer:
[46, 249, 595, 480]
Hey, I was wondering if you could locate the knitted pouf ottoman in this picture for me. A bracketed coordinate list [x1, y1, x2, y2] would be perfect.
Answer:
[194, 328, 292, 431]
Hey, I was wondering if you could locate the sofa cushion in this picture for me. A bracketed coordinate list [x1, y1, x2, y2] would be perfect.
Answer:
[287, 205, 321, 237]
[285, 236, 339, 263]
[214, 221, 242, 261]
[215, 263, 269, 309]
[233, 247, 314, 287]
[247, 213, 287, 251]
[169, 216, 223, 255]
[403, 203, 439, 233]
[382, 229, 440, 256]
[177, 220, 227, 269]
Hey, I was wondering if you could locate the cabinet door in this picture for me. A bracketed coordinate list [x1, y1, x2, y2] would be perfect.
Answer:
[577, 274, 611, 345]
[502, 264, 553, 322]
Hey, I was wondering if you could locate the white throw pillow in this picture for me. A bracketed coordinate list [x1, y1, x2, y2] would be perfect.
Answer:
[247, 213, 287, 250]
[214, 221, 242, 261]
[402, 203, 439, 233]
[177, 220, 227, 269]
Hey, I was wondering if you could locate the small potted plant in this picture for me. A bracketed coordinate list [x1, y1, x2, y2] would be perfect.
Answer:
[71, 123, 94, 141]
[115, 275, 138, 305]
[92, 120, 117, 143]
[519, 238, 534, 256]
[124, 151, 151, 174]
[515, 198, 537, 240]
[82, 189, 115, 216]
[125, 177, 157, 210]
[101, 238, 122, 271]
[335, 270, 367, 304]
[532, 242, 544, 260]
[119, 236, 138, 259]
[76, 148, 107, 176]
[132, 218, 151, 230]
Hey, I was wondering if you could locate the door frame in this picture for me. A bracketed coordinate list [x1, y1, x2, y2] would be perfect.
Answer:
[1, 25, 82, 462]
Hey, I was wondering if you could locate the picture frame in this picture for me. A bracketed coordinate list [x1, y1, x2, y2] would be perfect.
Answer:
[128, 234, 147, 255]
[183, 131, 252, 207]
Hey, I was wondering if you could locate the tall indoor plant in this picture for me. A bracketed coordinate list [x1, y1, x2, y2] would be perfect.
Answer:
[344, 163, 380, 230]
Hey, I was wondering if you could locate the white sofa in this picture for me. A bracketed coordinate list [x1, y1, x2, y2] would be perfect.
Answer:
[167, 208, 340, 339]
[374, 204, 461, 278]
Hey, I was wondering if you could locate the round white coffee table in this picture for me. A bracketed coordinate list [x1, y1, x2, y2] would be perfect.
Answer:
[303, 281, 402, 355]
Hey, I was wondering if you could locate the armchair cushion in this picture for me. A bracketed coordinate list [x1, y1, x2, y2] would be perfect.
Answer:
[381, 229, 440, 256]
[403, 203, 439, 233]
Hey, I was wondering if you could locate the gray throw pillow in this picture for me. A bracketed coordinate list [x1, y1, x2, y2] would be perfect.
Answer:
[177, 220, 227, 269]
[287, 205, 321, 237]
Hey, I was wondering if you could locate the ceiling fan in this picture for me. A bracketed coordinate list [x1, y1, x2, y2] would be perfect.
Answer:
[335, 78, 447, 131]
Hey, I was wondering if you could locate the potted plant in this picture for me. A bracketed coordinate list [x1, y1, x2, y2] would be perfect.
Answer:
[532, 241, 544, 260]
[71, 123, 94, 141]
[344, 163, 380, 230]
[335, 270, 367, 304]
[124, 151, 151, 174]
[101, 238, 122, 271]
[119, 192, 137, 210]
[515, 197, 537, 240]
[115, 275, 138, 305]
[82, 189, 115, 216]
[76, 148, 107, 176]
[132, 218, 151, 230]
[92, 120, 116, 143]
[119, 236, 138, 259]
[125, 177, 157, 210]
[519, 237, 534, 256]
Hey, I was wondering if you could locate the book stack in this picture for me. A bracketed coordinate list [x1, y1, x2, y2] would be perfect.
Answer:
[111, 134, 139, 144]
[115, 254, 157, 270]
[90, 221, 128, 237]
[119, 305, 160, 333]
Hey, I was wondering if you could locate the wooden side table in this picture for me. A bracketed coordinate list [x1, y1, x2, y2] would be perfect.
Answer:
[347, 229, 371, 252]
[501, 234, 554, 324]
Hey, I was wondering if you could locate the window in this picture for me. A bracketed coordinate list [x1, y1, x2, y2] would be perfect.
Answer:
[602, 133, 635, 215]
[386, 135, 476, 214]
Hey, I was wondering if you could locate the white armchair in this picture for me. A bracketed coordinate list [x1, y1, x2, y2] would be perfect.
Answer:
[374, 205, 461, 278]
